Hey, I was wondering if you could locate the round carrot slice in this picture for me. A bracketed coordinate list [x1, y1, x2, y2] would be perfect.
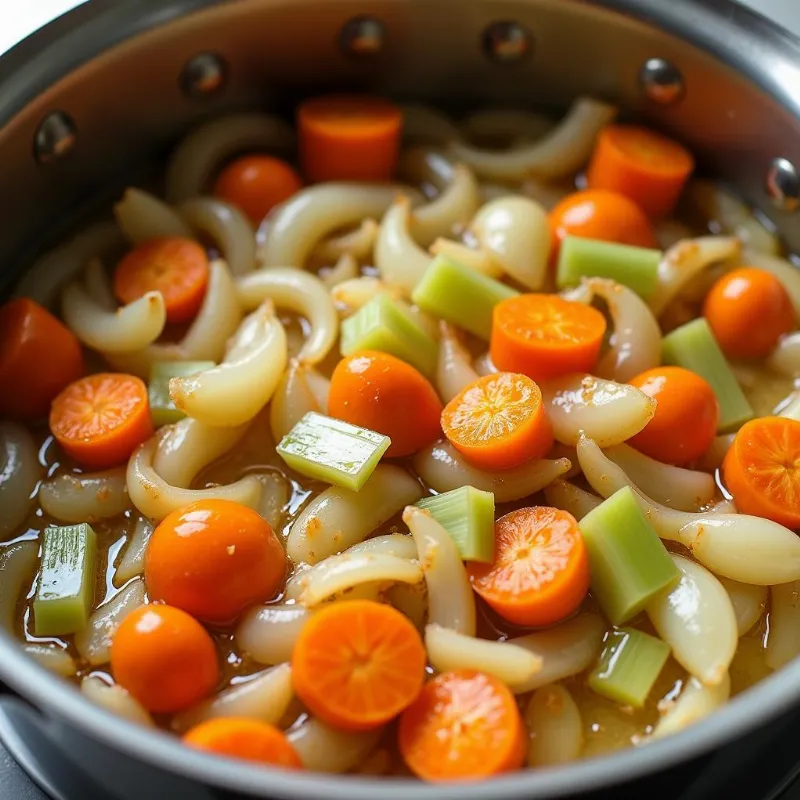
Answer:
[291, 599, 426, 732]
[398, 670, 525, 783]
[467, 506, 589, 628]
[490, 294, 607, 382]
[49, 373, 153, 469]
[114, 237, 210, 324]
[183, 718, 302, 768]
[441, 372, 553, 471]
[723, 416, 800, 528]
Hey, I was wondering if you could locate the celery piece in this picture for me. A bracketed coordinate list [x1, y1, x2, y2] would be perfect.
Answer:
[415, 486, 495, 563]
[556, 236, 662, 298]
[579, 487, 679, 626]
[149, 361, 215, 426]
[277, 412, 391, 491]
[33, 524, 97, 637]
[588, 628, 670, 708]
[411, 254, 518, 340]
[341, 293, 437, 376]
[661, 318, 754, 432]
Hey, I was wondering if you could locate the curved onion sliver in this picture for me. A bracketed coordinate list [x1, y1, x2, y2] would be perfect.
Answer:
[254, 471, 290, 532]
[526, 685, 583, 767]
[115, 517, 153, 584]
[401, 104, 462, 145]
[0, 423, 41, 540]
[436, 322, 479, 402]
[718, 577, 767, 637]
[237, 604, 310, 666]
[697, 433, 736, 472]
[448, 97, 617, 181]
[469, 196, 550, 289]
[462, 109, 553, 144]
[113, 187, 193, 244]
[650, 236, 741, 316]
[388, 581, 428, 630]
[83, 258, 116, 309]
[174, 664, 293, 732]
[165, 113, 294, 204]
[403, 506, 476, 636]
[287, 465, 423, 565]
[23, 644, 77, 677]
[414, 440, 570, 502]
[287, 718, 380, 774]
[428, 238, 502, 278]
[543, 480, 601, 521]
[170, 303, 287, 427]
[742, 250, 800, 318]
[314, 219, 378, 265]
[424, 624, 542, 688]
[236, 268, 338, 365]
[0, 541, 38, 630]
[542, 374, 656, 447]
[270, 362, 325, 443]
[39, 468, 129, 523]
[647, 555, 736, 686]
[768, 332, 800, 377]
[650, 674, 730, 740]
[321, 254, 359, 290]
[519, 178, 573, 211]
[766, 581, 800, 670]
[81, 676, 154, 727]
[127, 438, 262, 522]
[74, 579, 146, 665]
[375, 196, 432, 294]
[179, 196, 256, 276]
[330, 277, 401, 319]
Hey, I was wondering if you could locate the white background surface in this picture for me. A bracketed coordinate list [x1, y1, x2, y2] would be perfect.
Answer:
[0, 0, 799, 55]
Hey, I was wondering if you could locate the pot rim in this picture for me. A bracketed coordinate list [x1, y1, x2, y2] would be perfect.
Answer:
[2, 0, 800, 797]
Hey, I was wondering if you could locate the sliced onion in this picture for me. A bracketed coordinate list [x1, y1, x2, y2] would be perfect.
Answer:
[0, 541, 38, 631]
[39, 468, 129, 523]
[543, 480, 601, 521]
[287, 718, 380, 773]
[270, 362, 325, 443]
[650, 674, 730, 740]
[768, 331, 800, 377]
[743, 250, 800, 319]
[115, 517, 153, 584]
[314, 219, 378, 264]
[462, 109, 553, 144]
[428, 238, 502, 278]
[526, 684, 583, 767]
[23, 644, 76, 677]
[401, 104, 462, 145]
[375, 196, 432, 294]
[718, 577, 767, 636]
[81, 676, 154, 727]
[0, 423, 42, 539]
[113, 187, 193, 244]
[766, 581, 800, 670]
[387, 581, 428, 630]
[237, 604, 310, 666]
[436, 322, 479, 402]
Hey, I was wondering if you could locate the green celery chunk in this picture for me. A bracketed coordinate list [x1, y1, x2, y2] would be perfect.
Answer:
[556, 236, 662, 298]
[588, 628, 670, 707]
[33, 524, 97, 636]
[277, 412, 390, 491]
[340, 293, 437, 376]
[411, 254, 518, 339]
[661, 318, 754, 432]
[149, 361, 215, 426]
[415, 486, 495, 562]
[579, 487, 679, 626]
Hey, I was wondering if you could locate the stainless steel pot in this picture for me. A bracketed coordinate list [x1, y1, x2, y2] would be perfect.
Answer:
[2, 1, 800, 798]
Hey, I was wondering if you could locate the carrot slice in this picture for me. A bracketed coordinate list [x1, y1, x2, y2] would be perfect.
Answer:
[297, 95, 402, 183]
[114, 237, 210, 324]
[490, 294, 607, 382]
[723, 416, 800, 528]
[291, 599, 426, 732]
[183, 718, 302, 768]
[587, 124, 695, 218]
[467, 506, 589, 628]
[50, 373, 153, 469]
[213, 155, 302, 225]
[441, 372, 553, 471]
[0, 298, 84, 421]
[398, 670, 525, 783]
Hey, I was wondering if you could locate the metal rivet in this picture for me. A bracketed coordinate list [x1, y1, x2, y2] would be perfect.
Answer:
[639, 58, 685, 105]
[33, 111, 76, 164]
[766, 157, 800, 212]
[339, 16, 385, 57]
[180, 52, 228, 98]
[482, 21, 532, 64]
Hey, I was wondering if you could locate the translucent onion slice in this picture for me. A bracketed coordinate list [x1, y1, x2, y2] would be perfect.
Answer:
[542, 374, 656, 447]
[428, 238, 502, 278]
[697, 434, 736, 472]
[718, 577, 767, 637]
[287, 465, 423, 564]
[314, 219, 378, 264]
[330, 277, 400, 318]
[113, 187, 193, 244]
[543, 480, 602, 521]
[39, 468, 129, 523]
[404, 506, 476, 636]
[115, 517, 153, 585]
[23, 644, 77, 677]
[0, 541, 38, 630]
[173, 663, 294, 732]
[766, 581, 800, 670]
[436, 322, 479, 402]
[388, 581, 428, 630]
[401, 104, 462, 145]
[647, 555, 736, 686]
[526, 685, 583, 767]
[0, 422, 42, 539]
[287, 718, 380, 773]
[425, 624, 542, 688]
[743, 250, 800, 319]
[270, 362, 325, 443]
[768, 331, 800, 377]
[236, 604, 310, 666]
[375, 196, 432, 294]
[650, 674, 730, 740]
[81, 676, 154, 727]
[321, 254, 359, 290]
[462, 109, 553, 144]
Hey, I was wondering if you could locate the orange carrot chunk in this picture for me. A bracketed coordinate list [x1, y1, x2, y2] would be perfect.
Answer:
[587, 124, 694, 218]
[213, 155, 302, 225]
[114, 237, 210, 324]
[0, 298, 84, 421]
[467, 506, 589, 628]
[111, 604, 219, 713]
[292, 600, 426, 732]
[145, 499, 286, 625]
[183, 718, 302, 769]
[490, 294, 606, 382]
[629, 366, 719, 465]
[723, 416, 800, 528]
[328, 351, 442, 458]
[297, 95, 402, 183]
[399, 670, 525, 783]
[49, 373, 153, 470]
[441, 372, 553, 471]
[703, 267, 795, 360]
